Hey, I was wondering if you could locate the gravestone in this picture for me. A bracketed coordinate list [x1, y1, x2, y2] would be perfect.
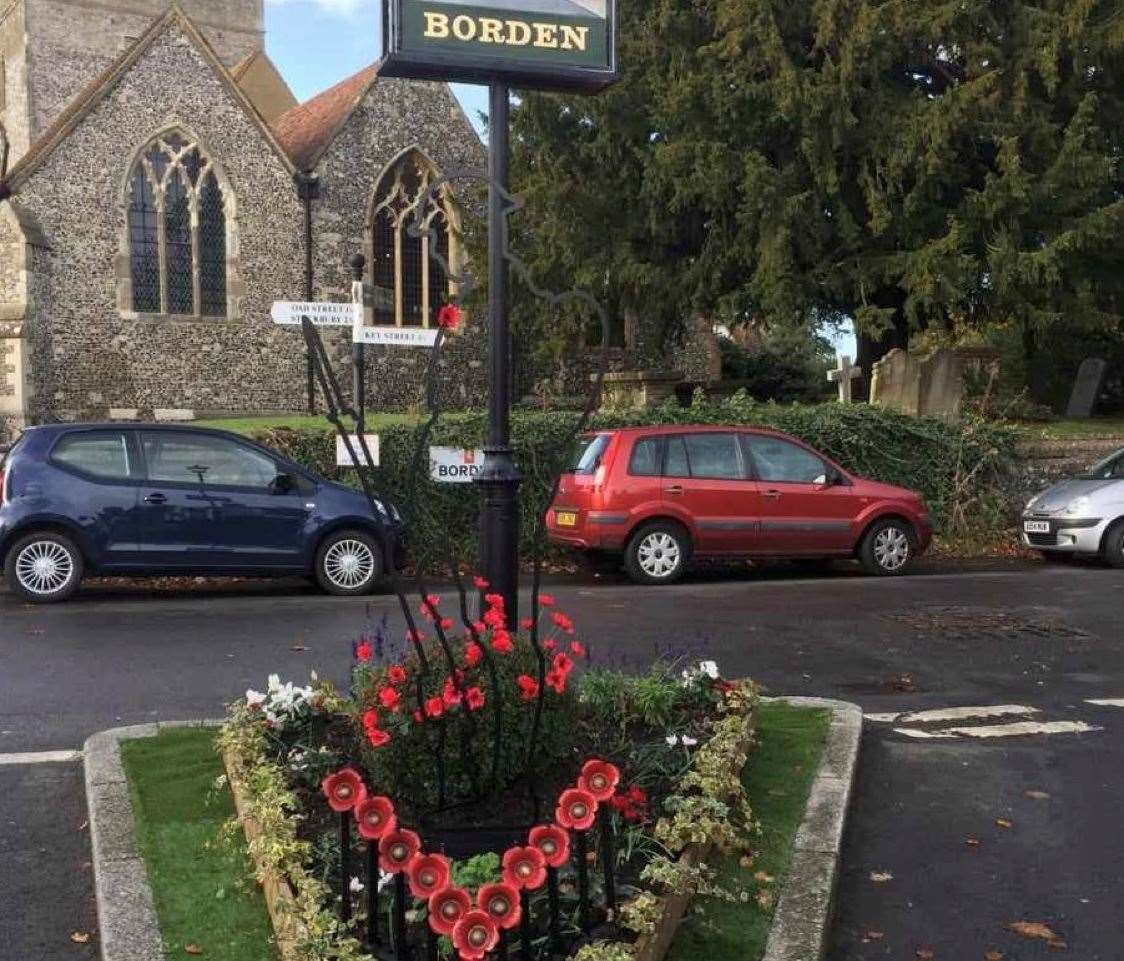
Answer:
[595, 370, 684, 410]
[870, 347, 965, 420]
[827, 355, 862, 403]
[1066, 358, 1108, 418]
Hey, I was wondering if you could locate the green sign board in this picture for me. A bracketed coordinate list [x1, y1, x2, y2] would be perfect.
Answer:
[380, 0, 617, 92]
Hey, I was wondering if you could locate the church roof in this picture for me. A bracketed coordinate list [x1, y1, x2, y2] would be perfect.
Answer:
[271, 64, 380, 172]
[2, 6, 297, 192]
[231, 49, 298, 123]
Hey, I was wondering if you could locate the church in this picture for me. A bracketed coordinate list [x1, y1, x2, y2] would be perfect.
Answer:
[0, 0, 485, 438]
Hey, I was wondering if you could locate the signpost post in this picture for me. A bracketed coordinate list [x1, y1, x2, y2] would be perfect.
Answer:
[377, 0, 618, 617]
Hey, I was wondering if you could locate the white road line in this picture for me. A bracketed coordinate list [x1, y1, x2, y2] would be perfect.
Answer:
[893, 728, 958, 739]
[894, 720, 1101, 740]
[0, 750, 82, 765]
[900, 705, 1039, 724]
[866, 712, 903, 723]
[1086, 698, 1124, 708]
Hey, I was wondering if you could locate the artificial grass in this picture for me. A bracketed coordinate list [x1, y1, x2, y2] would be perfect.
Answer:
[666, 702, 831, 961]
[121, 728, 278, 961]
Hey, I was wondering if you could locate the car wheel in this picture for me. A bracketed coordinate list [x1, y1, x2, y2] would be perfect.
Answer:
[315, 530, 384, 596]
[4, 532, 84, 603]
[625, 522, 690, 586]
[1101, 523, 1124, 570]
[859, 519, 916, 576]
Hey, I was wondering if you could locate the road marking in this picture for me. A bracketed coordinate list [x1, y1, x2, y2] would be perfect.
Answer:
[0, 750, 82, 765]
[894, 720, 1101, 740]
[893, 728, 958, 739]
[1086, 698, 1124, 707]
[870, 705, 1039, 725]
[866, 712, 903, 723]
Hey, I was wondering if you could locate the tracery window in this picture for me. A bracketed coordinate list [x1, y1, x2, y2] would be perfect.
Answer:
[126, 130, 229, 317]
[370, 151, 459, 327]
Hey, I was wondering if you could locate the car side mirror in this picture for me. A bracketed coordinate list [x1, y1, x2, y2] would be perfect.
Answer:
[272, 473, 296, 495]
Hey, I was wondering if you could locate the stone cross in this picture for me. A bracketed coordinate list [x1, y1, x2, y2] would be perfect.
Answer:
[828, 355, 862, 403]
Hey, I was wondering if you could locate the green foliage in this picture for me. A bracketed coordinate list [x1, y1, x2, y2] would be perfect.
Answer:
[252, 395, 1019, 567]
[452, 853, 502, 890]
[718, 329, 834, 403]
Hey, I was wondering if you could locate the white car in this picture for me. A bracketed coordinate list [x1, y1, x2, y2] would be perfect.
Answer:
[1022, 447, 1124, 566]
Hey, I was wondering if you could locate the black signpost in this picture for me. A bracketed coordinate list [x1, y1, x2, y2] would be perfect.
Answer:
[378, 0, 617, 617]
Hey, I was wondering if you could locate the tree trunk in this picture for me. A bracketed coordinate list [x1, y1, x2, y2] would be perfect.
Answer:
[854, 292, 911, 401]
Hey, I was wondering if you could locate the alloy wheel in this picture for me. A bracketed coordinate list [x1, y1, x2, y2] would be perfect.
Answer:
[323, 539, 376, 591]
[873, 526, 910, 572]
[15, 541, 75, 596]
[637, 532, 681, 579]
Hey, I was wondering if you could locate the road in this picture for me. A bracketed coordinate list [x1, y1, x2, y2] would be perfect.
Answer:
[1, 560, 1122, 959]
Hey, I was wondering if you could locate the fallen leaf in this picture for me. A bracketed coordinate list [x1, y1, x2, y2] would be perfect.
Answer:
[185, 945, 204, 956]
[70, 932, 91, 944]
[966, 837, 981, 848]
[916, 950, 935, 959]
[1024, 790, 1050, 801]
[862, 930, 885, 942]
[1008, 921, 1059, 941]
[985, 952, 1004, 960]
[870, 871, 894, 883]
[1047, 940, 1068, 950]
[753, 871, 774, 884]
[996, 818, 1013, 829]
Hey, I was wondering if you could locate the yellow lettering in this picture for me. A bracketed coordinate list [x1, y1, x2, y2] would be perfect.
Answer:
[533, 22, 558, 48]
[423, 12, 449, 39]
[505, 19, 532, 45]
[477, 17, 504, 43]
[559, 25, 588, 51]
[452, 15, 476, 41]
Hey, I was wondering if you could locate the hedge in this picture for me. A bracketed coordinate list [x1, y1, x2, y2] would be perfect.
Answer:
[250, 395, 1020, 566]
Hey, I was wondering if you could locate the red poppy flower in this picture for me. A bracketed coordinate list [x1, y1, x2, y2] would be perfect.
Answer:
[437, 304, 463, 331]
[426, 593, 442, 609]
[477, 882, 521, 930]
[545, 669, 567, 694]
[425, 696, 445, 719]
[366, 726, 391, 749]
[550, 611, 575, 633]
[362, 708, 379, 730]
[473, 575, 490, 590]
[440, 617, 455, 632]
[355, 640, 373, 662]
[570, 641, 586, 658]
[388, 664, 408, 685]
[516, 675, 539, 701]
[491, 631, 514, 655]
[465, 687, 485, 711]
[322, 769, 367, 812]
[528, 824, 570, 868]
[452, 910, 499, 960]
[442, 678, 463, 708]
[472, 620, 487, 635]
[578, 760, 621, 802]
[555, 788, 598, 831]
[543, 639, 557, 652]
[483, 608, 505, 630]
[428, 886, 472, 936]
[407, 852, 452, 900]
[501, 845, 547, 891]
[552, 652, 574, 676]
[355, 796, 397, 840]
[519, 617, 535, 630]
[379, 686, 402, 711]
[407, 629, 427, 644]
[538, 594, 556, 607]
[464, 642, 483, 667]
[413, 709, 424, 723]
[484, 593, 505, 609]
[379, 828, 422, 874]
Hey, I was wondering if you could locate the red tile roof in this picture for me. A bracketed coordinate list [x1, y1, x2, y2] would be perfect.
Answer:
[272, 64, 379, 171]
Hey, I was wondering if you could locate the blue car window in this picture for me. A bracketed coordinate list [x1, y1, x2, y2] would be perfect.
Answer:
[53, 431, 132, 480]
[142, 433, 278, 488]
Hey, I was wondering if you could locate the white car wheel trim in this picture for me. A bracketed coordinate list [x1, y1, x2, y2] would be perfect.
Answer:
[324, 539, 375, 590]
[638, 532, 681, 578]
[15, 541, 75, 595]
[874, 527, 910, 571]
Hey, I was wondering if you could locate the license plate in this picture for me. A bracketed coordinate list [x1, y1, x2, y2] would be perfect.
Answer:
[556, 511, 578, 528]
[1024, 521, 1051, 534]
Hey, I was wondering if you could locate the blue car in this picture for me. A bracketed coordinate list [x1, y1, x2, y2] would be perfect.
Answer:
[0, 424, 404, 603]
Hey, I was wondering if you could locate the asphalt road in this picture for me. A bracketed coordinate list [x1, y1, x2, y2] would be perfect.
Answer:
[2, 560, 1123, 959]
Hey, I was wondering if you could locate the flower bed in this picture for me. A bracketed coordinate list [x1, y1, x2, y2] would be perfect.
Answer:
[218, 594, 759, 961]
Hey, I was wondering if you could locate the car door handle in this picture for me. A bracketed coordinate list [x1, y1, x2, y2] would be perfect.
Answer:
[665, 486, 684, 495]
[144, 493, 167, 505]
[763, 490, 782, 500]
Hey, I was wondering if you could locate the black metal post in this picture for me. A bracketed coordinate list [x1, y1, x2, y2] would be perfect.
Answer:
[364, 842, 379, 950]
[519, 889, 533, 961]
[476, 82, 522, 622]
[598, 807, 617, 914]
[393, 872, 409, 960]
[546, 867, 562, 953]
[296, 171, 320, 414]
[350, 253, 367, 434]
[575, 830, 591, 933]
[339, 811, 352, 924]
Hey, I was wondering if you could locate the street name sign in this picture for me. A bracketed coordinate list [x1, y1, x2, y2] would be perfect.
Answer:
[430, 446, 487, 483]
[379, 0, 617, 92]
[271, 301, 360, 327]
[336, 435, 381, 468]
[353, 325, 440, 348]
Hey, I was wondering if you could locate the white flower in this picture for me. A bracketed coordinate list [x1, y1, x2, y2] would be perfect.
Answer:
[267, 673, 281, 692]
[698, 660, 719, 680]
[245, 689, 266, 708]
[666, 735, 679, 746]
[350, 877, 365, 894]
[378, 870, 394, 891]
[682, 735, 699, 747]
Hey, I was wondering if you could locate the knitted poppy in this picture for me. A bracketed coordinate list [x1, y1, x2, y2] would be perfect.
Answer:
[516, 675, 539, 701]
[387, 664, 408, 685]
[379, 828, 422, 874]
[355, 796, 397, 840]
[379, 686, 402, 711]
[366, 726, 391, 749]
[322, 768, 366, 812]
[407, 853, 452, 900]
[464, 642, 483, 667]
[465, 687, 485, 711]
[452, 910, 499, 961]
[578, 759, 621, 802]
[437, 304, 463, 331]
[501, 845, 547, 891]
[555, 787, 598, 831]
[528, 824, 570, 869]
[477, 882, 521, 930]
[428, 886, 472, 936]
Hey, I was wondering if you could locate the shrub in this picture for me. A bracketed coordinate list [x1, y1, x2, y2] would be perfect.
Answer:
[251, 395, 1020, 566]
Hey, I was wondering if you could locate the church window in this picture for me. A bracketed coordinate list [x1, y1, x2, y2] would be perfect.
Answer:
[370, 151, 459, 328]
[125, 131, 229, 317]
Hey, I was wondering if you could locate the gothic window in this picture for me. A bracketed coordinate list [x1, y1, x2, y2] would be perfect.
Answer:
[370, 151, 459, 328]
[125, 131, 229, 317]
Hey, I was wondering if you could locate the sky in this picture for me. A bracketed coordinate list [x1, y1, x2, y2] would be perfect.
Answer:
[263, 0, 856, 359]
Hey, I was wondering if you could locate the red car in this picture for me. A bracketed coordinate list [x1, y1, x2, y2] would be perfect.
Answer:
[547, 426, 932, 584]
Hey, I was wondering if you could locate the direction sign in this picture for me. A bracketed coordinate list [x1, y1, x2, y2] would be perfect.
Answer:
[354, 325, 440, 348]
[336, 435, 381, 468]
[430, 446, 486, 483]
[271, 301, 360, 327]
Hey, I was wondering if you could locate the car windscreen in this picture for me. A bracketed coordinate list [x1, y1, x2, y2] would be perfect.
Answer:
[566, 434, 610, 475]
[1079, 450, 1124, 480]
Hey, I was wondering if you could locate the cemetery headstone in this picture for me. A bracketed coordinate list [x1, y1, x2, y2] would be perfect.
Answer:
[1066, 358, 1108, 418]
[828, 355, 862, 403]
[870, 347, 966, 420]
